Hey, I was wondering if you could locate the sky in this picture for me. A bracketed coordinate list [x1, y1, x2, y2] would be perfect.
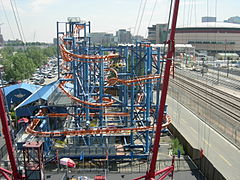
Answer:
[0, 0, 240, 43]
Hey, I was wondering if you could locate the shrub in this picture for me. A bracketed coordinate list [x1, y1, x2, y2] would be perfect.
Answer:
[171, 138, 185, 156]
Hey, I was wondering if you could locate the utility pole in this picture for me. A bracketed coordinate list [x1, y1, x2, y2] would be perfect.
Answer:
[217, 63, 220, 84]
[224, 39, 229, 77]
[201, 57, 205, 77]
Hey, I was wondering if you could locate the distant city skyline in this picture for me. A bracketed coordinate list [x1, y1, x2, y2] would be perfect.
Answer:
[0, 0, 239, 43]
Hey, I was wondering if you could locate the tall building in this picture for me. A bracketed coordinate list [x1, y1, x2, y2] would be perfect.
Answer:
[147, 24, 168, 44]
[116, 29, 132, 44]
[202, 16, 216, 22]
[102, 33, 115, 45]
[224, 16, 240, 24]
[133, 35, 144, 43]
[90, 32, 106, 45]
[90, 32, 115, 46]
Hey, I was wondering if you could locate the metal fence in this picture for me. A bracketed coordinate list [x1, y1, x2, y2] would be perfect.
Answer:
[0, 156, 201, 179]
[169, 81, 240, 148]
[114, 158, 196, 173]
[51, 156, 198, 174]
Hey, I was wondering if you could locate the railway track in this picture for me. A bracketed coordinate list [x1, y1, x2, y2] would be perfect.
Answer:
[175, 70, 240, 104]
[176, 69, 240, 90]
[170, 74, 240, 123]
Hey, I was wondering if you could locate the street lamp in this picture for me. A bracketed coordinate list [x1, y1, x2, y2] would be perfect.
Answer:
[224, 39, 230, 77]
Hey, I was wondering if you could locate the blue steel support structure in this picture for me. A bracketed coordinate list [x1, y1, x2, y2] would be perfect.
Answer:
[130, 45, 135, 146]
[54, 20, 165, 160]
[123, 47, 129, 127]
[145, 45, 152, 153]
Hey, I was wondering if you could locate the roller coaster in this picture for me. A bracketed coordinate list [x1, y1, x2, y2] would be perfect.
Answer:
[37, 19, 170, 156]
[0, 0, 180, 179]
[13, 18, 173, 165]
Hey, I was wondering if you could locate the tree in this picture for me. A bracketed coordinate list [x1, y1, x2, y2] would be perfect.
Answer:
[3, 53, 36, 81]
[26, 47, 47, 67]
[42, 46, 57, 57]
[1, 45, 57, 82]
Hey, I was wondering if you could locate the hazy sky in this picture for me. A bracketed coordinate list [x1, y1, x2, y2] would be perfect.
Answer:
[0, 0, 239, 43]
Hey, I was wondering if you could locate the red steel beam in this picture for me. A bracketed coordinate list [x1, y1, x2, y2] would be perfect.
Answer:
[0, 88, 22, 180]
[145, 0, 180, 179]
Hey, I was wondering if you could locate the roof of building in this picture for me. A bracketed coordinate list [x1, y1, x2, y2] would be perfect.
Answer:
[3, 83, 41, 96]
[151, 44, 193, 48]
[216, 53, 239, 56]
[15, 81, 59, 109]
[177, 22, 240, 29]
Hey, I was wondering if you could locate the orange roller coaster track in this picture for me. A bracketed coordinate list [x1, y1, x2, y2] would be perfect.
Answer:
[60, 44, 119, 60]
[58, 82, 115, 107]
[25, 112, 171, 138]
[47, 112, 130, 117]
[58, 74, 116, 107]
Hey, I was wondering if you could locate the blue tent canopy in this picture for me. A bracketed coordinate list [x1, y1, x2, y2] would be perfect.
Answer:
[3, 83, 41, 109]
[15, 80, 71, 117]
[16, 81, 58, 108]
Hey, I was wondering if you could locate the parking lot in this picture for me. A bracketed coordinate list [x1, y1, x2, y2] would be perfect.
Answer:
[25, 57, 59, 85]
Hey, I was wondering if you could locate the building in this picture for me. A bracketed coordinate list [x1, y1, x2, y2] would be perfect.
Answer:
[215, 53, 239, 60]
[224, 16, 240, 24]
[116, 29, 132, 44]
[132, 35, 144, 43]
[53, 38, 58, 45]
[90, 32, 115, 46]
[102, 33, 115, 45]
[147, 24, 168, 44]
[174, 22, 240, 54]
[202, 16, 216, 22]
[90, 32, 106, 45]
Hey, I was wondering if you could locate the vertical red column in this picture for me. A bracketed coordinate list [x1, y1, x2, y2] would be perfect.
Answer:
[146, 0, 180, 179]
[0, 88, 21, 179]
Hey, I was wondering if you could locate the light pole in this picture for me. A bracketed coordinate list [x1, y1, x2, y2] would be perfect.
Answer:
[217, 63, 220, 84]
[201, 57, 205, 77]
[224, 39, 229, 77]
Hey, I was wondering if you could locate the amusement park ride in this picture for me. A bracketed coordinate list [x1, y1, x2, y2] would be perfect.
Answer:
[0, 0, 179, 179]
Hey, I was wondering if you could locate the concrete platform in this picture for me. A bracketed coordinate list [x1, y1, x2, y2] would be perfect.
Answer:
[167, 96, 240, 180]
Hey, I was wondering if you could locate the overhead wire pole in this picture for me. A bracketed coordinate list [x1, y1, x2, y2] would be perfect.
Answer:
[146, 0, 180, 179]
[136, 0, 148, 36]
[9, 0, 25, 44]
[133, 0, 143, 36]
[12, 0, 26, 42]
[0, 0, 15, 39]
[145, 0, 158, 37]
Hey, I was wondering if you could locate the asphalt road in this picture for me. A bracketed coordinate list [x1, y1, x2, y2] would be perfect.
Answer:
[167, 96, 240, 180]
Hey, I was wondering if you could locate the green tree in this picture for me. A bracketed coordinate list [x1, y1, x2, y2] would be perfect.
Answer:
[1, 45, 56, 81]
[42, 46, 57, 57]
[26, 47, 47, 67]
[0, 47, 14, 58]
[3, 53, 36, 81]
[171, 138, 185, 156]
